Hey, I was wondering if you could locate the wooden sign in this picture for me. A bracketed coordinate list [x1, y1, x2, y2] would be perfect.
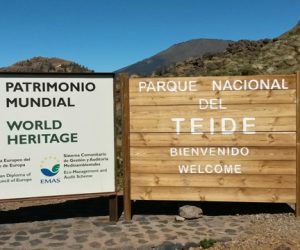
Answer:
[122, 72, 300, 220]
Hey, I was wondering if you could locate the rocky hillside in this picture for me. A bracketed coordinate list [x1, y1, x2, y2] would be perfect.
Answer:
[154, 21, 300, 76]
[0, 57, 92, 73]
[117, 39, 232, 76]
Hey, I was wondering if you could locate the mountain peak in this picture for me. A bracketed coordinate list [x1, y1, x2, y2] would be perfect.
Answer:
[117, 38, 233, 76]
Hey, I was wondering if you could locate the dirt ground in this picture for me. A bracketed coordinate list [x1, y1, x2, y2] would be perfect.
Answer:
[209, 213, 300, 250]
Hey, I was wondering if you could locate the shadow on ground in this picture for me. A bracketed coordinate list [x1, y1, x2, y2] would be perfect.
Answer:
[0, 196, 294, 224]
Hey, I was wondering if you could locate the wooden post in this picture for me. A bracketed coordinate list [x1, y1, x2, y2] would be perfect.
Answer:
[120, 74, 132, 221]
[296, 71, 300, 218]
[109, 195, 118, 222]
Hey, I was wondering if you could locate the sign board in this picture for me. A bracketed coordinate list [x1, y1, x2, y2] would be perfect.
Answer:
[123, 73, 300, 219]
[0, 73, 116, 200]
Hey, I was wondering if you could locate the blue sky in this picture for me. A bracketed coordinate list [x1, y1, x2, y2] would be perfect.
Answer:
[0, 0, 299, 71]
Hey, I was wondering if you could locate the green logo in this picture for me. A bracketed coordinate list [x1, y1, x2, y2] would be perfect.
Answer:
[40, 156, 60, 177]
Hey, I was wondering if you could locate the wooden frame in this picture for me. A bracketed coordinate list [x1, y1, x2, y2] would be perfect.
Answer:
[0, 72, 118, 221]
[296, 71, 300, 217]
[124, 73, 300, 219]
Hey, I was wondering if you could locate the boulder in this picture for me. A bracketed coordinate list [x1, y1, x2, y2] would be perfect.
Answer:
[179, 205, 203, 219]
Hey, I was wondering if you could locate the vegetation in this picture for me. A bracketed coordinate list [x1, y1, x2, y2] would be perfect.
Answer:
[199, 238, 217, 249]
[0, 57, 93, 73]
[154, 21, 300, 77]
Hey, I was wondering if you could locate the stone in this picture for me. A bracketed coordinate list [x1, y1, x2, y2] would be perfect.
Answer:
[15, 236, 29, 241]
[16, 231, 27, 236]
[74, 230, 93, 235]
[179, 205, 203, 219]
[165, 234, 177, 240]
[40, 233, 53, 238]
[139, 221, 150, 225]
[10, 242, 22, 246]
[225, 228, 237, 234]
[184, 241, 199, 248]
[29, 226, 51, 234]
[89, 241, 102, 248]
[177, 231, 188, 236]
[138, 239, 149, 244]
[146, 229, 157, 234]
[74, 235, 88, 243]
[128, 227, 139, 232]
[96, 232, 106, 238]
[47, 242, 65, 247]
[56, 224, 72, 229]
[50, 234, 69, 241]
[105, 239, 116, 246]
[273, 244, 291, 250]
[67, 244, 83, 250]
[156, 241, 177, 250]
[30, 239, 43, 246]
[55, 229, 69, 234]
[0, 236, 11, 241]
[219, 236, 232, 242]
[133, 233, 144, 238]
[92, 222, 103, 227]
[175, 215, 185, 222]
[103, 226, 122, 233]
[0, 231, 11, 236]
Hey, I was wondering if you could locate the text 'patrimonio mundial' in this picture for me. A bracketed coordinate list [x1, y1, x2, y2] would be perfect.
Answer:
[5, 81, 96, 108]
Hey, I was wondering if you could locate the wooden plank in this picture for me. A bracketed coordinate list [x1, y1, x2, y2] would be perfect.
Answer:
[129, 75, 296, 92]
[130, 104, 296, 119]
[297, 71, 300, 217]
[130, 89, 296, 106]
[120, 74, 132, 221]
[130, 117, 296, 132]
[130, 132, 296, 147]
[131, 173, 296, 188]
[109, 195, 119, 222]
[131, 160, 296, 175]
[131, 173, 295, 189]
[130, 147, 296, 161]
[131, 186, 296, 203]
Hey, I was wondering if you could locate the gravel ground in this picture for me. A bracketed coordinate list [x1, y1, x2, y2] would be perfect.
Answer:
[1, 198, 299, 250]
[207, 213, 300, 250]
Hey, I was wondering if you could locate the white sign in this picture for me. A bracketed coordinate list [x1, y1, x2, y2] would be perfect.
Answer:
[0, 74, 115, 199]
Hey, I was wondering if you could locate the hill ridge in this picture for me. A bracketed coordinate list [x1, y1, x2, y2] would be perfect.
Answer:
[117, 38, 232, 76]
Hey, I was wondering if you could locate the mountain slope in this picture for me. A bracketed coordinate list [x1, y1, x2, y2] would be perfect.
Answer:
[117, 39, 232, 76]
[155, 21, 300, 76]
[0, 57, 92, 73]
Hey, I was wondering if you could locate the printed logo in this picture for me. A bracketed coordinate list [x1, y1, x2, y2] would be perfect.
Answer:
[40, 156, 61, 184]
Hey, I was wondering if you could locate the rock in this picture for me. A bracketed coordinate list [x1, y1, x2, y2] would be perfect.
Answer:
[179, 205, 203, 219]
[273, 244, 291, 250]
[175, 216, 185, 222]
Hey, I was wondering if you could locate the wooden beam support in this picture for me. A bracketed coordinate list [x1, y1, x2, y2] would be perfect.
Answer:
[109, 195, 118, 222]
[120, 74, 132, 221]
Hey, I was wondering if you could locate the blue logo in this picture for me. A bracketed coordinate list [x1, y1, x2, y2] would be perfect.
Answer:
[40, 156, 60, 177]
[41, 163, 60, 177]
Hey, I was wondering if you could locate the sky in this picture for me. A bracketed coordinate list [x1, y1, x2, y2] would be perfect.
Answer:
[0, 0, 299, 72]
